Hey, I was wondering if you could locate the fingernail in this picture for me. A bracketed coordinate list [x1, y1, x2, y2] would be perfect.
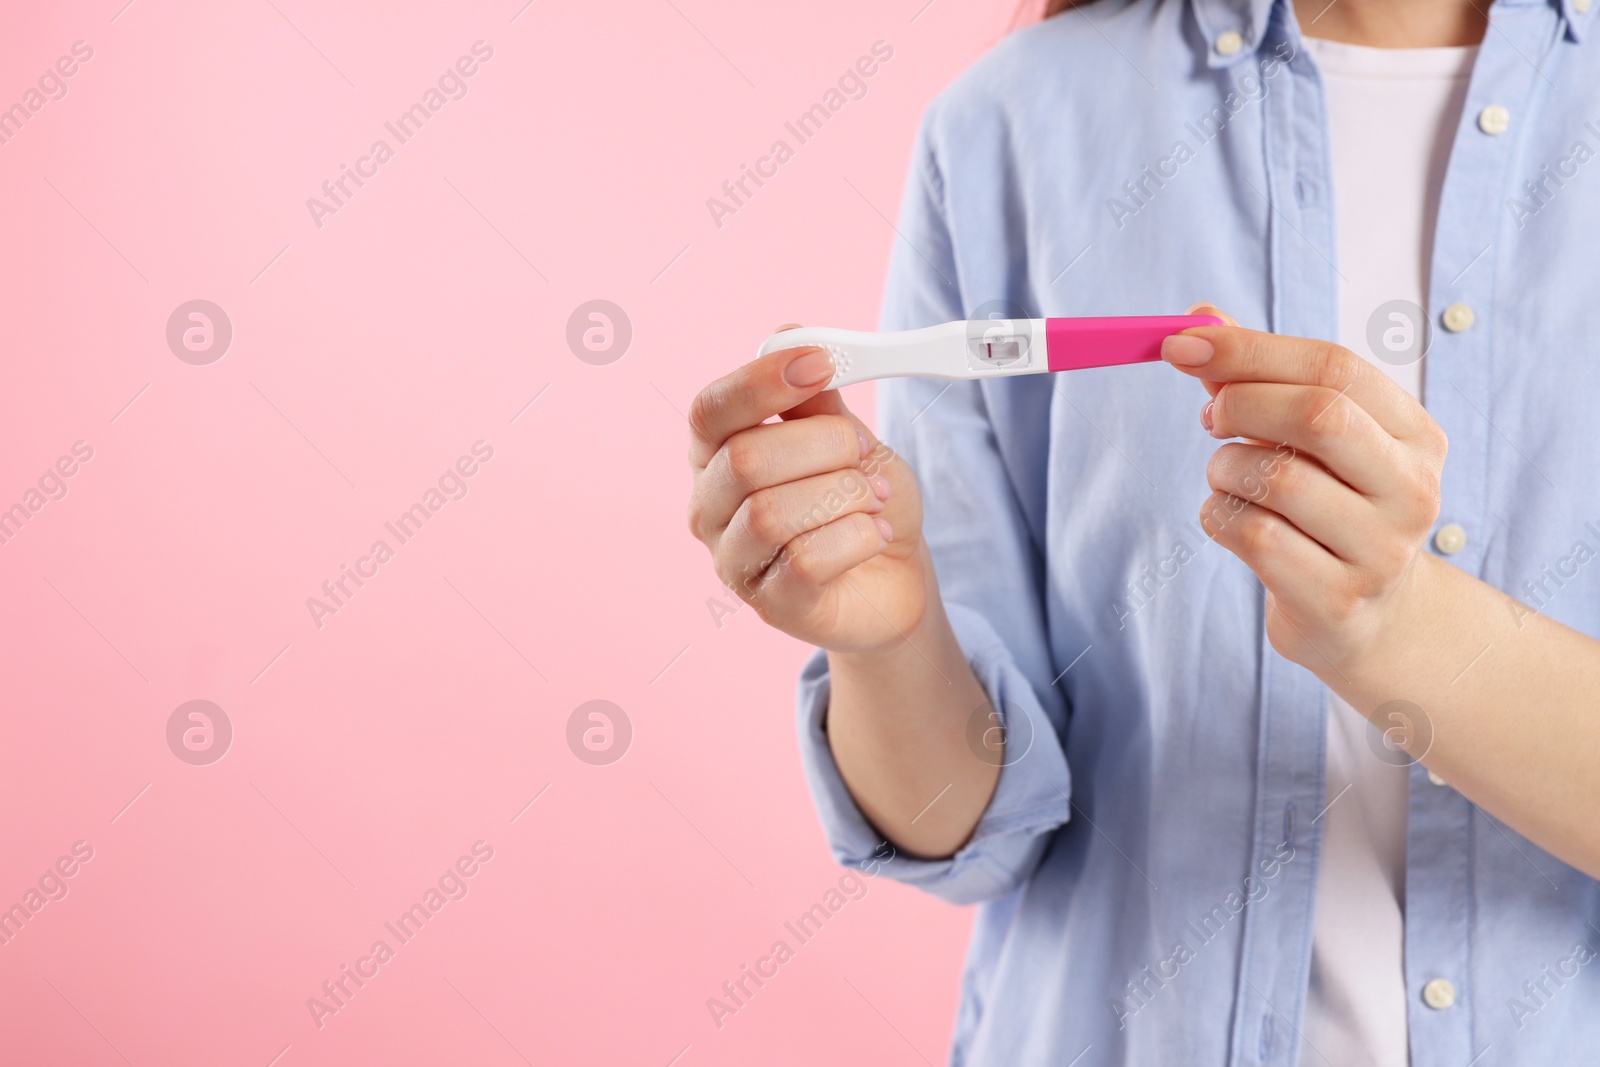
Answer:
[874, 517, 894, 542]
[855, 426, 871, 458]
[1162, 334, 1214, 366]
[1201, 400, 1214, 432]
[783, 349, 834, 387]
[868, 474, 893, 501]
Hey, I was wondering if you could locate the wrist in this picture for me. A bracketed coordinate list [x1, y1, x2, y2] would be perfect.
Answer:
[1328, 550, 1456, 703]
[830, 578, 961, 686]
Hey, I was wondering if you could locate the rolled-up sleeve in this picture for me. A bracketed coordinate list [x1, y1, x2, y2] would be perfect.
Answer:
[793, 105, 1073, 907]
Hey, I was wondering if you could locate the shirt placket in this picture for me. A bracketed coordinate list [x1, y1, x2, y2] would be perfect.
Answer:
[1405, 3, 1568, 1065]
[1223, 10, 1340, 1065]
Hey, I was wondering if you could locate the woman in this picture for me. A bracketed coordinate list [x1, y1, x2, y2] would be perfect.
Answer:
[687, 0, 1600, 1062]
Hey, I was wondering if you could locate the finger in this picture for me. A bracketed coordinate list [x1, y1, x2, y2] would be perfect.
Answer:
[1205, 442, 1373, 564]
[770, 323, 850, 422]
[1181, 304, 1232, 399]
[1185, 301, 1239, 327]
[1207, 382, 1407, 496]
[691, 414, 870, 540]
[715, 468, 887, 592]
[781, 389, 848, 421]
[1198, 491, 1348, 615]
[688, 326, 837, 469]
[753, 511, 892, 603]
[1163, 327, 1425, 440]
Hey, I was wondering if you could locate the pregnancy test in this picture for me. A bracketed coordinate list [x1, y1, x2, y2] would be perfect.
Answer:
[755, 314, 1224, 390]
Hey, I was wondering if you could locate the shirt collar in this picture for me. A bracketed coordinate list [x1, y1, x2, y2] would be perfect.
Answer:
[1189, 0, 1592, 65]
[1559, 0, 1592, 42]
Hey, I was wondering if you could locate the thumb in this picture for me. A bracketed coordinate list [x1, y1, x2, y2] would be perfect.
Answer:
[770, 323, 850, 421]
[767, 324, 889, 477]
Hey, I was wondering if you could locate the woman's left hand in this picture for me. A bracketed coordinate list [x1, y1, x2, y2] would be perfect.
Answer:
[1160, 304, 1450, 675]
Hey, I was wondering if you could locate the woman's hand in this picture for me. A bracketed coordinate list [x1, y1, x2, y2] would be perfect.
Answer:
[687, 327, 931, 655]
[690, 328, 996, 859]
[1157, 308, 1600, 882]
[1160, 306, 1450, 675]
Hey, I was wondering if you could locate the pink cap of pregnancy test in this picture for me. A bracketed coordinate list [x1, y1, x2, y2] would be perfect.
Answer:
[1045, 315, 1226, 372]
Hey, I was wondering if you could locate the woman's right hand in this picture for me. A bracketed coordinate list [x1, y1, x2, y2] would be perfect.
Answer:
[687, 326, 930, 655]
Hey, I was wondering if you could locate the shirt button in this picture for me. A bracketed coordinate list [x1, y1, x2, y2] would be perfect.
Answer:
[1441, 302, 1476, 333]
[1478, 104, 1511, 135]
[1427, 769, 1450, 786]
[1215, 29, 1244, 55]
[1579, 0, 1592, 13]
[1434, 524, 1467, 554]
[1423, 978, 1457, 1010]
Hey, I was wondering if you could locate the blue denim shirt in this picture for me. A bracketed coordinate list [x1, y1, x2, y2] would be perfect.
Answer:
[795, 0, 1600, 1063]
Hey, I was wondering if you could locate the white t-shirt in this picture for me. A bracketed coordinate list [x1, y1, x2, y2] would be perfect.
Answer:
[1298, 36, 1476, 1067]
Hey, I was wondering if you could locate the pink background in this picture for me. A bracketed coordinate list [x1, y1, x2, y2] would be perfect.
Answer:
[0, 1, 1031, 1063]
